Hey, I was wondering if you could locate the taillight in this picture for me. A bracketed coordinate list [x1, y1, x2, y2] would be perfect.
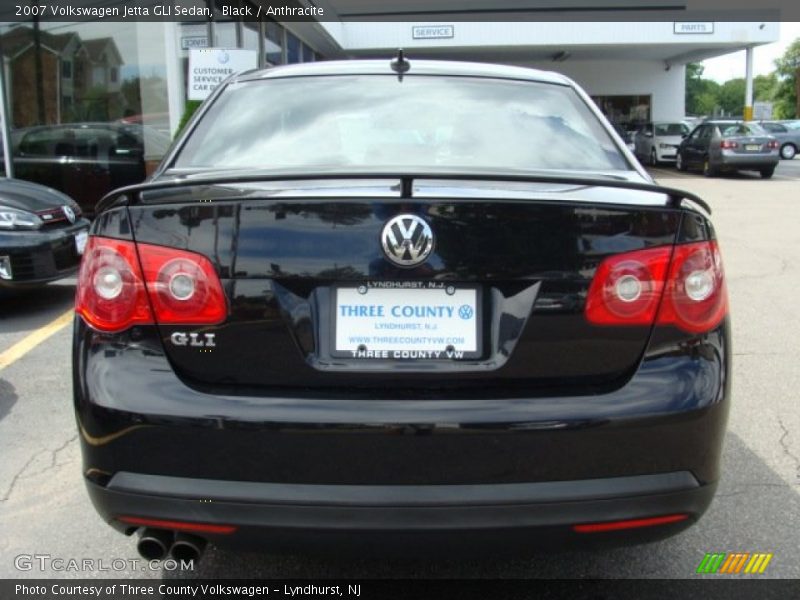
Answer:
[720, 140, 738, 150]
[585, 241, 728, 334]
[138, 243, 227, 325]
[76, 237, 152, 332]
[767, 140, 779, 150]
[584, 246, 671, 326]
[656, 241, 727, 334]
[76, 236, 226, 332]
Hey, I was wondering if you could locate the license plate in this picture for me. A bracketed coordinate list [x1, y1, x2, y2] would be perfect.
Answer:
[334, 285, 479, 359]
[745, 144, 761, 151]
[74, 230, 88, 255]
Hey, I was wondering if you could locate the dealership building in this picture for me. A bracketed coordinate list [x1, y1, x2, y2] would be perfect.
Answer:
[0, 4, 780, 176]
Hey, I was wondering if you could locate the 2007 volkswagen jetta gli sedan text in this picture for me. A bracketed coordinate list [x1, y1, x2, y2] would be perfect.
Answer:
[72, 58, 730, 561]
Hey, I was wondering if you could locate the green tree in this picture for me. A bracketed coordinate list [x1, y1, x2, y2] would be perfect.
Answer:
[685, 62, 721, 116]
[772, 38, 800, 118]
[718, 78, 746, 116]
[753, 73, 779, 102]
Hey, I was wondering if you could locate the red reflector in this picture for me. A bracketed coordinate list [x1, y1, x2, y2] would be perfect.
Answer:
[572, 513, 688, 533]
[118, 516, 237, 535]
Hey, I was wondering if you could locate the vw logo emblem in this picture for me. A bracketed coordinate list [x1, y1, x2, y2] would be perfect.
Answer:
[381, 214, 434, 268]
[62, 205, 76, 224]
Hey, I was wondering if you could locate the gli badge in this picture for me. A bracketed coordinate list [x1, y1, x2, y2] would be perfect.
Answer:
[170, 332, 216, 347]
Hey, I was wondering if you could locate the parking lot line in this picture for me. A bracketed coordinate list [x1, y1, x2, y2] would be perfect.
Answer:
[0, 309, 74, 371]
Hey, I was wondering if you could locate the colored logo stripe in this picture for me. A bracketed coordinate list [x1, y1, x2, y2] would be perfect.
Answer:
[697, 553, 773, 574]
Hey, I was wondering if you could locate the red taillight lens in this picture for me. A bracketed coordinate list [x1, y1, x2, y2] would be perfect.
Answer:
[76, 237, 226, 332]
[656, 241, 727, 334]
[720, 140, 738, 150]
[76, 237, 153, 332]
[585, 241, 727, 334]
[585, 246, 671, 326]
[138, 243, 227, 325]
[573, 513, 688, 533]
[118, 516, 237, 535]
[767, 140, 779, 150]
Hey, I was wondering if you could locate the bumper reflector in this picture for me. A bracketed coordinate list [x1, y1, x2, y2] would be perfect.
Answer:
[572, 513, 688, 533]
[118, 516, 237, 535]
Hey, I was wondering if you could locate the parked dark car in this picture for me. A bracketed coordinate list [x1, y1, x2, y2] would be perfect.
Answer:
[0, 177, 89, 289]
[73, 59, 730, 560]
[676, 120, 780, 178]
[757, 121, 800, 160]
[3, 122, 171, 217]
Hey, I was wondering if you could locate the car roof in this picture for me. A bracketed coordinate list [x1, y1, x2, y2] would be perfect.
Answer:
[235, 59, 572, 86]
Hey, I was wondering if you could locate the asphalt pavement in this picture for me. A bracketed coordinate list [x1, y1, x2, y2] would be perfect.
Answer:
[0, 160, 799, 581]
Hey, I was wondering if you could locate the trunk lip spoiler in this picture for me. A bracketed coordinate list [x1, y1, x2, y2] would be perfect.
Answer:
[96, 171, 711, 216]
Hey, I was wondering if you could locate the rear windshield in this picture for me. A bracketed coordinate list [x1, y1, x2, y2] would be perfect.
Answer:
[175, 75, 629, 172]
[654, 123, 688, 136]
[720, 123, 767, 137]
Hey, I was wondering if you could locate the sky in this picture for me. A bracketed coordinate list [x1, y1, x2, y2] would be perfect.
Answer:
[701, 21, 800, 82]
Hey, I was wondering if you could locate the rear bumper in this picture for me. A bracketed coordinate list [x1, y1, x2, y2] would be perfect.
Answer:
[88, 471, 714, 550]
[718, 153, 779, 169]
[74, 318, 731, 548]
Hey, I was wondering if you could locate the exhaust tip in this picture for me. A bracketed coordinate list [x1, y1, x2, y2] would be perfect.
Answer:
[136, 528, 172, 561]
[170, 532, 207, 563]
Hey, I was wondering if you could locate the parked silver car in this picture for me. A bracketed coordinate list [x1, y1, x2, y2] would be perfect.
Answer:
[634, 121, 690, 165]
[758, 121, 800, 160]
[676, 121, 780, 178]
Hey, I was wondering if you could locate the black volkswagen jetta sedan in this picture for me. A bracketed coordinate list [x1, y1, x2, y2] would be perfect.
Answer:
[73, 59, 730, 561]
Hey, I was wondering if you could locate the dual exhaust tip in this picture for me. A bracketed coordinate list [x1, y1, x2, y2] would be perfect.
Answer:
[137, 528, 206, 563]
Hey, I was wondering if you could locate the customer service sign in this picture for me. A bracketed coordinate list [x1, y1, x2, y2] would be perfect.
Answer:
[188, 48, 257, 100]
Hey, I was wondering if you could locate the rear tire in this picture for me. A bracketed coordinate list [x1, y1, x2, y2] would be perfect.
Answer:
[702, 157, 717, 177]
[650, 149, 658, 166]
[676, 152, 687, 171]
[780, 144, 796, 160]
[760, 166, 775, 179]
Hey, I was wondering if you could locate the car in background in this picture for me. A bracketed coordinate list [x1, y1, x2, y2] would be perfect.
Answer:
[634, 121, 690, 165]
[118, 112, 172, 137]
[0, 177, 89, 289]
[74, 59, 730, 560]
[676, 120, 780, 178]
[3, 122, 171, 217]
[757, 121, 800, 160]
[610, 122, 637, 152]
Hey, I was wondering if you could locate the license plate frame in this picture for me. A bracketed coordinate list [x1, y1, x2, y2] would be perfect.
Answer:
[744, 144, 761, 151]
[332, 283, 482, 360]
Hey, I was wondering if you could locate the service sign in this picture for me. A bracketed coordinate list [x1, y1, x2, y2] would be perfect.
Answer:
[188, 48, 257, 101]
[335, 285, 479, 359]
[412, 25, 455, 40]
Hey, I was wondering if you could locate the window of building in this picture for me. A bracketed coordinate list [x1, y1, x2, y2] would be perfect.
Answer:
[62, 61, 72, 79]
[110, 67, 118, 83]
[286, 31, 301, 64]
[265, 21, 283, 65]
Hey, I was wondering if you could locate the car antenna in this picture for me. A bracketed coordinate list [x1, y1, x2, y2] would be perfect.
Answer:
[390, 49, 410, 81]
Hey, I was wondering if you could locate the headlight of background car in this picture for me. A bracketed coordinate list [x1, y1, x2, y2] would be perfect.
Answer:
[0, 206, 44, 230]
[658, 143, 673, 149]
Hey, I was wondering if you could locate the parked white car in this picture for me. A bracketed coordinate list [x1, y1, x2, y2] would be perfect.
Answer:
[634, 122, 690, 165]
